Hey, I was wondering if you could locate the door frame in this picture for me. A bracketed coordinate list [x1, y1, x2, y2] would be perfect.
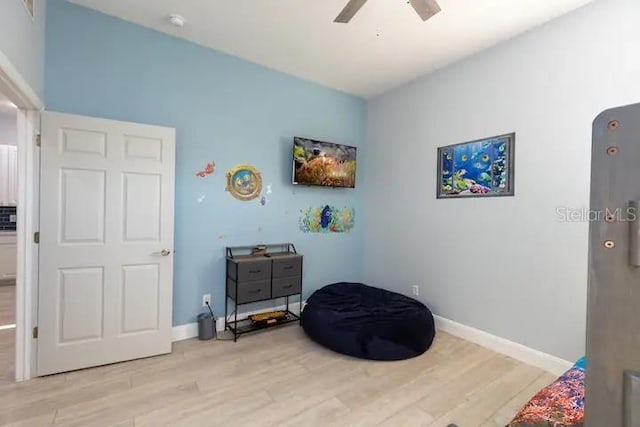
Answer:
[0, 49, 43, 381]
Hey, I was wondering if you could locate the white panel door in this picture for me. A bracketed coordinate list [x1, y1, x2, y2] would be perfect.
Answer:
[37, 111, 175, 376]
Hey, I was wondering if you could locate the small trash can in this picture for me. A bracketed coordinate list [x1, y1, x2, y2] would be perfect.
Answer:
[197, 312, 217, 340]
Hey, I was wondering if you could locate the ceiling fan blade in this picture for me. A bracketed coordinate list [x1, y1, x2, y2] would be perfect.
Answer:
[409, 0, 441, 21]
[334, 0, 368, 23]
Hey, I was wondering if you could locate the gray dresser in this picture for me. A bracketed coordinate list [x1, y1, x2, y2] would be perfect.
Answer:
[225, 243, 303, 340]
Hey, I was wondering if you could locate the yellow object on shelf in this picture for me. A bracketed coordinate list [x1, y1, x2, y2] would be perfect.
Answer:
[249, 311, 286, 325]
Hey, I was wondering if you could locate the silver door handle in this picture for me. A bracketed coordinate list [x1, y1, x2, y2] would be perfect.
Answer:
[160, 249, 172, 256]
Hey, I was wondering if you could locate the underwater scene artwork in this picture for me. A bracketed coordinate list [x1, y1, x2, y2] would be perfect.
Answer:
[299, 206, 355, 233]
[293, 137, 357, 188]
[437, 133, 515, 198]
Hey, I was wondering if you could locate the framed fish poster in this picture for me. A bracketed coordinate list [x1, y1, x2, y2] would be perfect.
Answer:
[437, 133, 515, 199]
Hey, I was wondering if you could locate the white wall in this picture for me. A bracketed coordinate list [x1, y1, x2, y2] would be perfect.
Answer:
[0, 0, 47, 100]
[363, 0, 640, 361]
[0, 111, 17, 145]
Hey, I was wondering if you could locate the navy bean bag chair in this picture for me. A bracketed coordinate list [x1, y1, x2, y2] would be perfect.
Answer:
[302, 282, 435, 361]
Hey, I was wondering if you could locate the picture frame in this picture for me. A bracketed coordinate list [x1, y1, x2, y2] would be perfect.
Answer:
[437, 133, 515, 199]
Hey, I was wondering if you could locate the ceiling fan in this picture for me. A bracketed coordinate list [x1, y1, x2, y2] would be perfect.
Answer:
[334, 0, 441, 23]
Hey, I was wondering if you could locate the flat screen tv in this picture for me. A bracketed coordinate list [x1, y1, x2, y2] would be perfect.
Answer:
[292, 137, 357, 188]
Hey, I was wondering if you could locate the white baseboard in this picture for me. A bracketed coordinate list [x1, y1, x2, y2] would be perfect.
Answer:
[171, 322, 198, 342]
[434, 315, 573, 376]
[172, 301, 304, 342]
[172, 304, 572, 376]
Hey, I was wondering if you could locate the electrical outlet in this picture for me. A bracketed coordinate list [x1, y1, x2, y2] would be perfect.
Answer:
[412, 285, 419, 297]
[202, 294, 211, 307]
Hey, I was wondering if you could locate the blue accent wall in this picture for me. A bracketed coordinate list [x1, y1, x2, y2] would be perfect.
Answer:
[45, 0, 366, 326]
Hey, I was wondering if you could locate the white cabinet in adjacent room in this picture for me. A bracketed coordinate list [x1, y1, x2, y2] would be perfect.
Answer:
[0, 233, 16, 280]
[0, 145, 18, 206]
[0, 144, 17, 281]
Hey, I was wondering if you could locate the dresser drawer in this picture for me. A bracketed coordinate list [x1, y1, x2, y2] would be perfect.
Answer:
[272, 276, 302, 298]
[227, 259, 272, 282]
[227, 278, 271, 304]
[272, 257, 302, 278]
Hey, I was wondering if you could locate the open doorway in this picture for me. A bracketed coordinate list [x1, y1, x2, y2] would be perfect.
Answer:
[0, 51, 42, 382]
[0, 90, 18, 385]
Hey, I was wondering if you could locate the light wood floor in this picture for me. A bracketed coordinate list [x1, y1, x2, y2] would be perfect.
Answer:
[0, 284, 15, 385]
[0, 284, 15, 326]
[0, 323, 555, 427]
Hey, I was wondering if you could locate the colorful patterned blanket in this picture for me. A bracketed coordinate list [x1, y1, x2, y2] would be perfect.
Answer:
[507, 357, 585, 427]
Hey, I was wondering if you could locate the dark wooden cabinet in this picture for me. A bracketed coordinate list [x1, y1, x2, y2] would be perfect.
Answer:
[225, 244, 303, 341]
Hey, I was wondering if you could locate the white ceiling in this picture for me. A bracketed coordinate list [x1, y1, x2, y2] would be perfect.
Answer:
[69, 0, 594, 98]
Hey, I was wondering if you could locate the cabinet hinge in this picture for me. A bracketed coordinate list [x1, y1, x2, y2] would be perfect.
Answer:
[33, 232, 40, 244]
[35, 134, 41, 147]
[32, 326, 38, 339]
